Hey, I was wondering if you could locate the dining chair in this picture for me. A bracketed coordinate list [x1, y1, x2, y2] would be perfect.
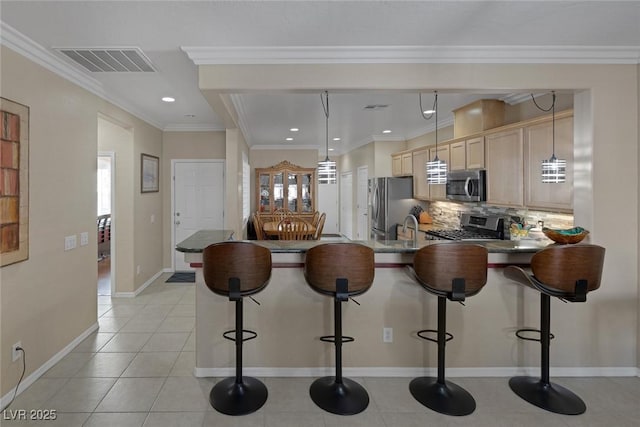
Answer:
[277, 218, 310, 240]
[252, 213, 265, 240]
[311, 211, 320, 227]
[313, 213, 326, 240]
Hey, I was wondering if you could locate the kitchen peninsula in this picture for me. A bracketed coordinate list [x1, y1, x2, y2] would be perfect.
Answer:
[177, 231, 615, 379]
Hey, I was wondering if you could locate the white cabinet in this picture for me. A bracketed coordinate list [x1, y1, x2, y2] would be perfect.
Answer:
[449, 141, 466, 171]
[524, 116, 573, 211]
[485, 129, 524, 207]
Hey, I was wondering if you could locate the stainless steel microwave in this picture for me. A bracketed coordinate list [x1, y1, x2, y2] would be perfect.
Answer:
[446, 170, 486, 202]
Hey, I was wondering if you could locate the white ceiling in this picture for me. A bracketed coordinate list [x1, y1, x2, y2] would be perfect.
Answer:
[2, 1, 639, 154]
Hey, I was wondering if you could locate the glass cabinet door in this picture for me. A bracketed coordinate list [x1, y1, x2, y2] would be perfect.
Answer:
[287, 173, 298, 212]
[301, 173, 313, 212]
[273, 172, 284, 210]
[259, 173, 271, 213]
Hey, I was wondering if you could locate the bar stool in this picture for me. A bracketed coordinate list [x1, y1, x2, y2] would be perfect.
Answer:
[304, 243, 375, 415]
[504, 244, 605, 415]
[407, 243, 488, 416]
[202, 241, 272, 416]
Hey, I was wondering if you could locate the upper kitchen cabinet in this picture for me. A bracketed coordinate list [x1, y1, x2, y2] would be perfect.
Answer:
[466, 136, 485, 169]
[392, 151, 413, 176]
[485, 128, 524, 207]
[256, 160, 316, 215]
[428, 144, 450, 200]
[452, 99, 505, 138]
[412, 148, 429, 200]
[449, 141, 466, 171]
[524, 114, 573, 212]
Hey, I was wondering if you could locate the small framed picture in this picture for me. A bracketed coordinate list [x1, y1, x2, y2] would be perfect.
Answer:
[141, 153, 159, 193]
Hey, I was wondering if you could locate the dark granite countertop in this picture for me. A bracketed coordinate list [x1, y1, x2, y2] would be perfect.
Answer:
[176, 230, 551, 254]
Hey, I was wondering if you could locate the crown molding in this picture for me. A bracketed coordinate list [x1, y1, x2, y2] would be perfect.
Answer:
[229, 94, 254, 145]
[163, 123, 225, 132]
[250, 144, 319, 151]
[1, 21, 163, 129]
[182, 45, 640, 65]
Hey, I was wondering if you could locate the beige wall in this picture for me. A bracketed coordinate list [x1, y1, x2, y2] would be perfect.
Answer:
[406, 125, 454, 151]
[225, 129, 250, 238]
[161, 131, 226, 267]
[201, 62, 639, 371]
[0, 46, 163, 395]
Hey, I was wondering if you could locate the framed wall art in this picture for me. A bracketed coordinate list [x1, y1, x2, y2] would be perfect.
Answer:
[1, 97, 29, 267]
[141, 153, 159, 193]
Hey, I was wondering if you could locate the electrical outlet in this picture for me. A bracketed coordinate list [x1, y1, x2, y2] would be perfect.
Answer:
[383, 327, 393, 343]
[64, 235, 77, 251]
[136, 265, 141, 275]
[80, 232, 89, 246]
[12, 341, 22, 362]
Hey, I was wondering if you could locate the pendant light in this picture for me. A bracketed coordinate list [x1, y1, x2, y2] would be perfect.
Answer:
[532, 91, 566, 183]
[318, 91, 337, 184]
[422, 91, 447, 184]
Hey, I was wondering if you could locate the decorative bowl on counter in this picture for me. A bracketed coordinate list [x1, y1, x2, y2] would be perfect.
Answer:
[542, 227, 589, 244]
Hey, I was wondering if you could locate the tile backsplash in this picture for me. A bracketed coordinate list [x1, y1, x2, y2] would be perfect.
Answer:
[424, 200, 574, 233]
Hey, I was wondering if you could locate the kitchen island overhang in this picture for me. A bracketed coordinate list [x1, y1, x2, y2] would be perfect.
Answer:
[177, 231, 634, 378]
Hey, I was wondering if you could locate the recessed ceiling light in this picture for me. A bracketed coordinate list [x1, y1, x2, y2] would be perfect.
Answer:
[329, 148, 335, 151]
[162, 97, 175, 103]
[423, 109, 436, 114]
[382, 129, 392, 134]
[285, 137, 293, 141]
[333, 137, 341, 141]
[290, 128, 299, 132]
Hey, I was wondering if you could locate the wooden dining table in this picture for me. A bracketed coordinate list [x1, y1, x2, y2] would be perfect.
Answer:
[262, 221, 317, 239]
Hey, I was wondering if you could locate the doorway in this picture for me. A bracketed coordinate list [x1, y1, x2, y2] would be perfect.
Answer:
[172, 160, 225, 271]
[356, 166, 368, 240]
[97, 152, 114, 296]
[340, 171, 353, 239]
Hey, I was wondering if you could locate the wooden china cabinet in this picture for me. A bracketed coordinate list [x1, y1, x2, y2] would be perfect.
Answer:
[255, 161, 316, 219]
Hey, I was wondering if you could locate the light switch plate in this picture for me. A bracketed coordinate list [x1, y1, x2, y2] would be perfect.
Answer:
[64, 235, 77, 251]
[80, 232, 89, 246]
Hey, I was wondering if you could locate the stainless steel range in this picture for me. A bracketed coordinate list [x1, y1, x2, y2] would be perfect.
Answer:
[426, 213, 505, 241]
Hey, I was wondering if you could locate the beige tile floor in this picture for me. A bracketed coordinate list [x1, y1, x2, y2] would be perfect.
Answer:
[4, 273, 639, 426]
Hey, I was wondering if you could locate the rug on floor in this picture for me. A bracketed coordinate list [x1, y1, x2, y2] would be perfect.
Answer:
[165, 272, 195, 283]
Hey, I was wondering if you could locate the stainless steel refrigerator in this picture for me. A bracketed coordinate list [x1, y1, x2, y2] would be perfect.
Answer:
[369, 177, 414, 240]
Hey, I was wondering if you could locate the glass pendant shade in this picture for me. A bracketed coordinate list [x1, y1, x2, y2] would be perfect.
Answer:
[426, 156, 447, 184]
[541, 154, 566, 183]
[318, 157, 337, 184]
[318, 91, 336, 184]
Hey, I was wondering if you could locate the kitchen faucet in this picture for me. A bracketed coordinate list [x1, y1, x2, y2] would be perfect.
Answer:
[402, 214, 419, 247]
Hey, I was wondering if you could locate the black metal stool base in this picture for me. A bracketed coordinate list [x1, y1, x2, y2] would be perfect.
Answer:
[409, 377, 476, 416]
[209, 376, 268, 416]
[309, 376, 369, 415]
[509, 376, 586, 415]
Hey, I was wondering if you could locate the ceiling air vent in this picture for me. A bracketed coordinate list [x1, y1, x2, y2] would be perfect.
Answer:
[54, 47, 156, 72]
[363, 104, 389, 110]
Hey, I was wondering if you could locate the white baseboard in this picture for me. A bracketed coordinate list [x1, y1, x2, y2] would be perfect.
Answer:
[113, 270, 163, 297]
[194, 366, 639, 378]
[0, 322, 99, 409]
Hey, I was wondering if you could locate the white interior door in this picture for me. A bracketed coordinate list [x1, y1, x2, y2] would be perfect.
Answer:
[356, 166, 368, 240]
[173, 160, 224, 271]
[340, 172, 353, 239]
[318, 183, 338, 234]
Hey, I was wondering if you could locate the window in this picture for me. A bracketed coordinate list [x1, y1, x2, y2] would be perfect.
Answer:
[97, 155, 112, 216]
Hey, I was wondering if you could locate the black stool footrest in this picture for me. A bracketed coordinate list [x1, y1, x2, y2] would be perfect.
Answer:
[417, 329, 453, 343]
[515, 328, 555, 342]
[509, 376, 585, 415]
[223, 329, 258, 342]
[319, 334, 355, 344]
[210, 376, 268, 416]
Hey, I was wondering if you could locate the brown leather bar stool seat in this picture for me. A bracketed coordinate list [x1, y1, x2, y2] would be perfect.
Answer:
[304, 243, 375, 415]
[407, 243, 488, 416]
[202, 241, 272, 416]
[504, 244, 605, 415]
